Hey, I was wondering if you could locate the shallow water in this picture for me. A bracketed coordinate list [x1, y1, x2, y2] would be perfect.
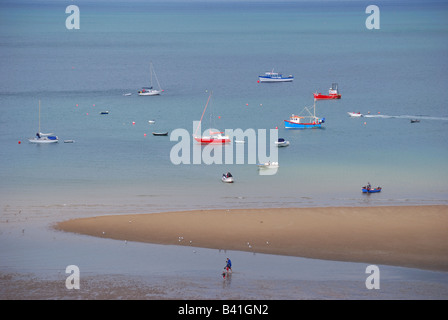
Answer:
[1, 203, 448, 300]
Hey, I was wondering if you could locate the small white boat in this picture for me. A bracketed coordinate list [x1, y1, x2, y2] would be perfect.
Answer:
[275, 138, 289, 147]
[348, 112, 363, 117]
[222, 172, 234, 183]
[257, 161, 279, 169]
[148, 120, 156, 124]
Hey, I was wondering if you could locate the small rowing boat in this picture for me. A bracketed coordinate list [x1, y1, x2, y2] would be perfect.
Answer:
[362, 183, 382, 193]
[275, 138, 289, 147]
[257, 161, 279, 169]
[222, 172, 234, 183]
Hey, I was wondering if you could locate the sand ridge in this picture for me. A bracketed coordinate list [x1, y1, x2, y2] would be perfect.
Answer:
[55, 205, 448, 272]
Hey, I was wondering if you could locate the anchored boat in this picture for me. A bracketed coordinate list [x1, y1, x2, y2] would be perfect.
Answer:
[258, 69, 294, 83]
[284, 99, 325, 129]
[313, 83, 341, 100]
[275, 138, 290, 147]
[222, 172, 234, 183]
[138, 62, 163, 96]
[28, 100, 58, 144]
[193, 92, 231, 144]
[362, 183, 382, 193]
[257, 161, 279, 169]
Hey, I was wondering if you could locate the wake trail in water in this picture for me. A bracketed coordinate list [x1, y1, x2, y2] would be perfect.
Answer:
[361, 114, 448, 121]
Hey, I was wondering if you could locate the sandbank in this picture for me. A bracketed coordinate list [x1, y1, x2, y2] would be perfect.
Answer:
[55, 205, 448, 272]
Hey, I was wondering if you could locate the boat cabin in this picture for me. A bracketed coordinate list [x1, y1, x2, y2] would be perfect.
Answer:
[329, 83, 339, 95]
[289, 115, 322, 124]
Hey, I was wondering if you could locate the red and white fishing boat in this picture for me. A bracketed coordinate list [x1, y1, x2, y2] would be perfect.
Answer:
[193, 92, 231, 144]
[313, 83, 341, 100]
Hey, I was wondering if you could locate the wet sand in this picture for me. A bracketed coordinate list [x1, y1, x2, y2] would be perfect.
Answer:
[55, 205, 448, 272]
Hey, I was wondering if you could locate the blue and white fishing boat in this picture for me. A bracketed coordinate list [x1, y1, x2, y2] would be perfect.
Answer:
[284, 99, 325, 129]
[258, 69, 294, 83]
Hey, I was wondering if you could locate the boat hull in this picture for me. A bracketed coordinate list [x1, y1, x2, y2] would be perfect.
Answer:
[259, 76, 294, 83]
[362, 187, 382, 193]
[348, 112, 363, 117]
[194, 136, 230, 144]
[222, 177, 234, 183]
[313, 93, 341, 100]
[29, 138, 58, 144]
[257, 162, 279, 169]
[138, 90, 161, 96]
[284, 120, 322, 129]
[275, 141, 290, 147]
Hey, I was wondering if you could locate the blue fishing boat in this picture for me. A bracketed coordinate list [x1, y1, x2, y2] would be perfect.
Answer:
[258, 69, 294, 83]
[362, 183, 382, 193]
[284, 99, 325, 129]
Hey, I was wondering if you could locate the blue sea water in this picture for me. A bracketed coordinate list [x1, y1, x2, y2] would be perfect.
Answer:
[1, 0, 448, 299]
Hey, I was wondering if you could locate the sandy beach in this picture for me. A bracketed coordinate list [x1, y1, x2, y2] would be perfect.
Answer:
[55, 205, 448, 272]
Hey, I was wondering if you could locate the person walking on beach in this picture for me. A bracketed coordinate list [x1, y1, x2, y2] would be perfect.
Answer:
[225, 258, 232, 273]
[222, 258, 232, 279]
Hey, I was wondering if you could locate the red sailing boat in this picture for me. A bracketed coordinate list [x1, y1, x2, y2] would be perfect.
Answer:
[193, 92, 231, 144]
[313, 83, 341, 100]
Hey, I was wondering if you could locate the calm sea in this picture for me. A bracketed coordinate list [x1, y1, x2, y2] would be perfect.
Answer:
[1, 0, 448, 299]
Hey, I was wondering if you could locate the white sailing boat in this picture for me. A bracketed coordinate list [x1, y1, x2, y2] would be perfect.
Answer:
[138, 62, 163, 96]
[28, 100, 58, 144]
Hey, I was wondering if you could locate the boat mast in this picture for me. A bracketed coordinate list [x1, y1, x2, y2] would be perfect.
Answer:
[150, 61, 162, 90]
[150, 62, 153, 88]
[38, 100, 41, 133]
[194, 91, 212, 137]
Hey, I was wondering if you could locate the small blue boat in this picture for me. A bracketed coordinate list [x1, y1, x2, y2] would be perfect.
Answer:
[362, 184, 382, 193]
